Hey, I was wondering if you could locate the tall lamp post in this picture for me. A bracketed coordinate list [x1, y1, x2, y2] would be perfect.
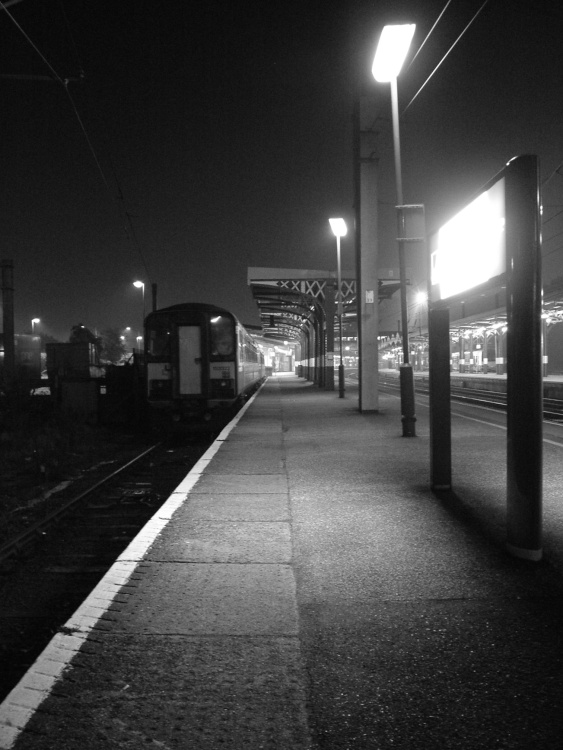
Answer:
[133, 280, 145, 344]
[31, 317, 40, 334]
[329, 218, 347, 398]
[372, 23, 417, 436]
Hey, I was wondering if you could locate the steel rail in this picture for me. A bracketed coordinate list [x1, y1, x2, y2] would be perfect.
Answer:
[0, 443, 159, 564]
[378, 375, 563, 421]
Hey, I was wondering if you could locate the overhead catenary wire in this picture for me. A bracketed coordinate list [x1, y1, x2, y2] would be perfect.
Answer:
[0, 0, 153, 286]
[404, 0, 455, 74]
[402, 0, 490, 116]
[542, 161, 563, 187]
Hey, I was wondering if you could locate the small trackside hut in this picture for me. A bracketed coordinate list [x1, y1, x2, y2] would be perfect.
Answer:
[144, 303, 265, 429]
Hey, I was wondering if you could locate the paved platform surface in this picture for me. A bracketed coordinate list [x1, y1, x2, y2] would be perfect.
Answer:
[1, 374, 563, 749]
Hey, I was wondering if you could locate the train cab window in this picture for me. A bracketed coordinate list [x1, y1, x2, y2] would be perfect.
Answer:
[147, 320, 172, 359]
[210, 315, 235, 360]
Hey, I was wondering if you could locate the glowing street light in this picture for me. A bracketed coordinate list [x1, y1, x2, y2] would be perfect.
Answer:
[133, 280, 145, 337]
[31, 317, 40, 334]
[372, 23, 417, 436]
[329, 217, 347, 398]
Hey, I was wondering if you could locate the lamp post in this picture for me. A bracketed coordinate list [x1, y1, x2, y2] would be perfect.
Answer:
[329, 218, 347, 398]
[31, 317, 40, 334]
[133, 280, 145, 340]
[372, 23, 417, 436]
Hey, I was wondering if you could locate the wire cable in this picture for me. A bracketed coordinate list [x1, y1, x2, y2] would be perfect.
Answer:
[542, 207, 563, 227]
[542, 161, 563, 187]
[404, 0, 454, 74]
[0, 0, 66, 85]
[0, 0, 153, 285]
[402, 0, 490, 116]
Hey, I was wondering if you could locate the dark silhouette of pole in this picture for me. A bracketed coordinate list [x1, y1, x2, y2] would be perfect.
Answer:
[1, 260, 15, 380]
[390, 77, 416, 436]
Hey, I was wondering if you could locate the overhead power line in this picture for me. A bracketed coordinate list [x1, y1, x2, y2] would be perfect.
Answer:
[0, 0, 153, 285]
[402, 0, 490, 116]
[404, 0, 454, 74]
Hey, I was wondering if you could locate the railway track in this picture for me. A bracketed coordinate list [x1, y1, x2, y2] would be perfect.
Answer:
[0, 436, 210, 703]
[378, 374, 563, 422]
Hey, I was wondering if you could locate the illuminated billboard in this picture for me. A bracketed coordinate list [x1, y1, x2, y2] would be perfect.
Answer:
[430, 177, 506, 302]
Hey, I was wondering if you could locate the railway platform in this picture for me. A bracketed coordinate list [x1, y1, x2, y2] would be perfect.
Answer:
[1, 373, 563, 749]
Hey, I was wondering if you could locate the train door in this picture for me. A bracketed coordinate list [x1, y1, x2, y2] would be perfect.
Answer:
[178, 325, 202, 394]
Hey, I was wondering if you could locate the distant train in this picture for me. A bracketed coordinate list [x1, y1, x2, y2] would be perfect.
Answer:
[144, 303, 266, 427]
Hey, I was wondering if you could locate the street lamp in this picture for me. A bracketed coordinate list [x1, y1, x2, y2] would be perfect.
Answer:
[31, 317, 40, 334]
[133, 280, 145, 338]
[372, 23, 417, 436]
[329, 217, 347, 398]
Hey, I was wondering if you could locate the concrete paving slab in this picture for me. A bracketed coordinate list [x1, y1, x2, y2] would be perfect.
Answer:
[299, 598, 563, 750]
[178, 493, 290, 521]
[218, 438, 284, 451]
[201, 454, 285, 474]
[99, 562, 299, 635]
[5, 374, 563, 750]
[192, 473, 288, 494]
[15, 636, 312, 750]
[214, 444, 284, 458]
[146, 520, 292, 563]
[228, 423, 283, 435]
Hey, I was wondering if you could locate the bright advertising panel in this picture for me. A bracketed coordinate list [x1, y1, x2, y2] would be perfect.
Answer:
[430, 177, 506, 302]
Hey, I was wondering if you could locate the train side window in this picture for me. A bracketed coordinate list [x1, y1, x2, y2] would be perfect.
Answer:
[210, 316, 235, 359]
[148, 322, 172, 358]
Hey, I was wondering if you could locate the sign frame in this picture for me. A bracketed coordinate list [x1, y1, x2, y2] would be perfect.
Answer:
[428, 155, 542, 560]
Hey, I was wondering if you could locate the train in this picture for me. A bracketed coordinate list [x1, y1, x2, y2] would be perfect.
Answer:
[144, 303, 266, 428]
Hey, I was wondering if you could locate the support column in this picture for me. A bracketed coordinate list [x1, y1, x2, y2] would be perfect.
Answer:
[324, 282, 336, 390]
[506, 155, 542, 561]
[429, 307, 451, 490]
[542, 319, 548, 377]
[355, 96, 379, 412]
[313, 315, 321, 386]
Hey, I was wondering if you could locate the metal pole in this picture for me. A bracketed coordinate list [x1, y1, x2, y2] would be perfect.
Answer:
[429, 307, 452, 490]
[390, 77, 415, 435]
[337, 235, 345, 398]
[325, 281, 336, 390]
[1, 259, 16, 381]
[506, 155, 542, 561]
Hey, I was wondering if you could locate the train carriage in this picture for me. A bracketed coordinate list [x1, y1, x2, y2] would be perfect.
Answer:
[144, 303, 265, 427]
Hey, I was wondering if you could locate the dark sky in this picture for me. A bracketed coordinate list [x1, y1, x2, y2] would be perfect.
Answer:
[1, 0, 563, 341]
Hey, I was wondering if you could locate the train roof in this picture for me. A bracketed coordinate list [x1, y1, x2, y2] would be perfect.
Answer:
[147, 303, 234, 317]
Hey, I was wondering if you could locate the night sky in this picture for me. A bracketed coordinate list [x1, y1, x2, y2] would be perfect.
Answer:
[1, 0, 562, 342]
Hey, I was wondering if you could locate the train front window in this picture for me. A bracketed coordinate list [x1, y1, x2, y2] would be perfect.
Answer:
[147, 320, 172, 359]
[210, 315, 235, 360]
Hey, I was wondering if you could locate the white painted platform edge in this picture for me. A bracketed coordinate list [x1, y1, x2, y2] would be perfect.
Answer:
[0, 382, 266, 748]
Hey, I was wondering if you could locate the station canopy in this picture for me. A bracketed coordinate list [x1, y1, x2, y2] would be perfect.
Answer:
[247, 267, 401, 340]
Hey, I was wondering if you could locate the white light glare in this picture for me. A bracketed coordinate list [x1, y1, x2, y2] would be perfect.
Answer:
[431, 179, 506, 300]
[329, 218, 347, 237]
[372, 24, 416, 82]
